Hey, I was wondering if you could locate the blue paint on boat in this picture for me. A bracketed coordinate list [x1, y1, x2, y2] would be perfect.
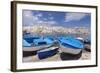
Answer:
[23, 33, 40, 47]
[58, 36, 84, 49]
[23, 39, 31, 47]
[37, 47, 59, 59]
[24, 37, 40, 44]
[33, 37, 55, 46]
[33, 39, 46, 45]
[23, 32, 40, 44]
[23, 36, 56, 51]
[43, 37, 54, 44]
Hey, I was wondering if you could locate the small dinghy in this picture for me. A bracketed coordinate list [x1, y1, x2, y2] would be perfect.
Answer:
[58, 36, 84, 55]
[23, 37, 55, 51]
[37, 47, 59, 59]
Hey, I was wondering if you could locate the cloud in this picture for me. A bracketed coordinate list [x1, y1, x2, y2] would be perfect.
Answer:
[65, 12, 89, 22]
[49, 17, 54, 20]
[36, 13, 42, 17]
[47, 21, 57, 24]
[48, 13, 52, 16]
[23, 10, 37, 26]
[23, 10, 33, 17]
[37, 20, 57, 25]
[23, 10, 44, 26]
[43, 18, 48, 21]
[23, 10, 57, 26]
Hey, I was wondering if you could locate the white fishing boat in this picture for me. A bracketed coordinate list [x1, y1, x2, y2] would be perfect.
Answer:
[58, 36, 84, 55]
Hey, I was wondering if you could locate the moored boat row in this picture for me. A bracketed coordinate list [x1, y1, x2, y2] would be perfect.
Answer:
[23, 33, 91, 59]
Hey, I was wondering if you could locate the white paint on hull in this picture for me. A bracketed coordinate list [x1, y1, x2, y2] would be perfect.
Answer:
[38, 47, 58, 52]
[60, 44, 82, 55]
[23, 44, 52, 51]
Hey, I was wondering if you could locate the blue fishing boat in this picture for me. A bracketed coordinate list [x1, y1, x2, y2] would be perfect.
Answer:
[37, 47, 59, 59]
[23, 37, 55, 51]
[58, 36, 84, 55]
[24, 36, 40, 44]
[23, 38, 39, 51]
[33, 37, 55, 46]
[23, 39, 31, 47]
